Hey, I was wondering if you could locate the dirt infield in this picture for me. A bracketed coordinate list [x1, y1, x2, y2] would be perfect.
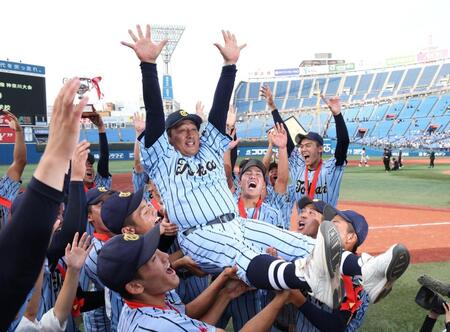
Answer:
[112, 172, 450, 264]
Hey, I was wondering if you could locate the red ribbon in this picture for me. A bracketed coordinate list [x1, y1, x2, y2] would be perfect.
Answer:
[238, 196, 263, 219]
[304, 160, 322, 199]
[124, 299, 179, 313]
[91, 77, 103, 100]
[340, 275, 363, 314]
[0, 196, 12, 209]
[93, 232, 111, 242]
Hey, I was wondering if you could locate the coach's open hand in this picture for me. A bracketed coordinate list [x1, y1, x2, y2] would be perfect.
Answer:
[121, 24, 168, 64]
[214, 30, 246, 65]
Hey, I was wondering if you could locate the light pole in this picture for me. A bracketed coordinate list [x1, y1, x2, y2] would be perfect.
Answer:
[151, 24, 185, 114]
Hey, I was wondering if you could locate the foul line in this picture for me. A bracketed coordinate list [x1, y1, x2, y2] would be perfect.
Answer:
[370, 221, 450, 230]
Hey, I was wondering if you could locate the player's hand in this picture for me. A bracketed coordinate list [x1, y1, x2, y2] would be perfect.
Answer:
[271, 123, 287, 148]
[267, 130, 274, 147]
[285, 289, 307, 307]
[4, 110, 22, 132]
[321, 95, 341, 116]
[46, 78, 88, 162]
[121, 24, 168, 64]
[65, 232, 93, 272]
[159, 217, 178, 236]
[88, 113, 105, 132]
[220, 265, 240, 281]
[71, 141, 90, 181]
[227, 128, 240, 150]
[171, 255, 208, 277]
[260, 85, 276, 110]
[195, 101, 207, 122]
[226, 104, 237, 134]
[443, 302, 450, 323]
[213, 30, 246, 65]
[223, 279, 251, 299]
[133, 112, 146, 135]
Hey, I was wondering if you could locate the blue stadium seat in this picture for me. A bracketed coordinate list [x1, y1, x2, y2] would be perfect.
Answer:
[413, 96, 438, 118]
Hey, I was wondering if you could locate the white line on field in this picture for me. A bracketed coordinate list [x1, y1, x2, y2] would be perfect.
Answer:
[370, 221, 450, 230]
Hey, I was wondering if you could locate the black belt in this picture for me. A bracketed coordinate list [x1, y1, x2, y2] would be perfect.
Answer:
[182, 213, 235, 236]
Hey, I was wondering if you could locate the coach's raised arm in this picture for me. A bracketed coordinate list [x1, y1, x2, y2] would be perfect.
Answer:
[121, 24, 168, 148]
[0, 79, 88, 330]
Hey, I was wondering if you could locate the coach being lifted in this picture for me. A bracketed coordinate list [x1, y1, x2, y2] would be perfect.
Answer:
[262, 86, 350, 207]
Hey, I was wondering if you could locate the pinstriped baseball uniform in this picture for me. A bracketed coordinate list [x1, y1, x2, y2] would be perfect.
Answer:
[83, 237, 111, 331]
[289, 149, 346, 207]
[140, 122, 315, 283]
[0, 175, 20, 229]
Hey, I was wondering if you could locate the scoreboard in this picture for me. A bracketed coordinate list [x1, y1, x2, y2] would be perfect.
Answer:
[0, 60, 47, 126]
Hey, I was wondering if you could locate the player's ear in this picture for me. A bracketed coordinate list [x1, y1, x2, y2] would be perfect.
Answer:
[125, 280, 144, 295]
[122, 226, 136, 235]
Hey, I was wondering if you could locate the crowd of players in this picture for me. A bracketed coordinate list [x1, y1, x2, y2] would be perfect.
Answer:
[1, 25, 449, 332]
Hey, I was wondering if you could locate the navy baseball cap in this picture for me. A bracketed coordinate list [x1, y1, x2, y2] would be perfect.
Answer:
[297, 196, 326, 214]
[295, 132, 324, 146]
[240, 159, 267, 179]
[97, 225, 161, 294]
[87, 152, 96, 164]
[323, 205, 369, 246]
[165, 110, 202, 131]
[100, 187, 144, 235]
[86, 187, 114, 206]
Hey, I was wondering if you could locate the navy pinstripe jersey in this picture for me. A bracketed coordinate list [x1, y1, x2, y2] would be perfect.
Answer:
[0, 174, 20, 229]
[288, 149, 346, 207]
[140, 122, 237, 231]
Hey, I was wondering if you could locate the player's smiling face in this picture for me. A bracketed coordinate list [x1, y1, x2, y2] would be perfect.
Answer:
[136, 249, 179, 294]
[299, 138, 323, 169]
[240, 166, 265, 198]
[268, 167, 278, 186]
[84, 161, 96, 184]
[168, 120, 200, 157]
[129, 200, 160, 234]
[297, 204, 321, 237]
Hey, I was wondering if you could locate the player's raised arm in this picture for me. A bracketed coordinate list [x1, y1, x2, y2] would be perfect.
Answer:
[272, 123, 289, 194]
[261, 85, 295, 156]
[322, 95, 349, 166]
[0, 78, 86, 330]
[208, 30, 246, 134]
[89, 113, 110, 179]
[4, 110, 27, 182]
[122, 24, 167, 148]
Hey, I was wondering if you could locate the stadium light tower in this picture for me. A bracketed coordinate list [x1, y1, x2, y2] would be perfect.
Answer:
[151, 24, 185, 114]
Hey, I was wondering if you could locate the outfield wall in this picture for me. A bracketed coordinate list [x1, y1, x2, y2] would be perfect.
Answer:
[1, 142, 449, 165]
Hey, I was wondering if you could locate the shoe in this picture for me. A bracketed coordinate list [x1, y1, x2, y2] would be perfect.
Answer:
[295, 221, 343, 309]
[361, 244, 410, 303]
[418, 275, 450, 298]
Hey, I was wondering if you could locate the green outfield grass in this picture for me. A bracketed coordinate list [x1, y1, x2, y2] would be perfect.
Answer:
[359, 260, 450, 332]
[3, 159, 449, 208]
[340, 163, 450, 208]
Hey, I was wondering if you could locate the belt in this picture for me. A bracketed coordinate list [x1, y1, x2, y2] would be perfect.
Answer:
[182, 213, 235, 236]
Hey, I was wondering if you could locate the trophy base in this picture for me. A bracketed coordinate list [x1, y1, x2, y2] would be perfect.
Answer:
[81, 104, 97, 118]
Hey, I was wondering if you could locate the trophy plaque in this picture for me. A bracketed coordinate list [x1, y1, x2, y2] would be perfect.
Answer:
[63, 77, 103, 118]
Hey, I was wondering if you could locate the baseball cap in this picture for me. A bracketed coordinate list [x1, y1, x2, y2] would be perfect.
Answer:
[87, 152, 96, 165]
[297, 196, 326, 214]
[86, 187, 114, 206]
[165, 110, 202, 131]
[295, 132, 324, 146]
[100, 187, 144, 235]
[97, 225, 161, 294]
[239, 159, 267, 179]
[323, 204, 368, 246]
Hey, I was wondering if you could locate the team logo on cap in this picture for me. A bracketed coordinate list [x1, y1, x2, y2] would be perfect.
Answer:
[180, 110, 188, 117]
[123, 233, 139, 241]
[98, 187, 108, 192]
[119, 192, 131, 198]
